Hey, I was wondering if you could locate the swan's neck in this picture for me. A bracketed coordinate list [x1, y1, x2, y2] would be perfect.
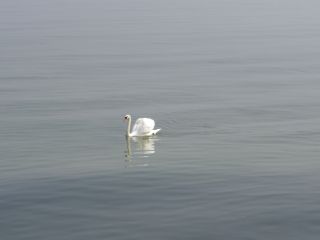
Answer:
[127, 117, 132, 136]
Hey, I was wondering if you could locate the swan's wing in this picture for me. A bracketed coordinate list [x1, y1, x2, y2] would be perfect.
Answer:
[132, 118, 155, 135]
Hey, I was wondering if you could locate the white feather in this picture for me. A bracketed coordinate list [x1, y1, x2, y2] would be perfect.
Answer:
[131, 118, 155, 136]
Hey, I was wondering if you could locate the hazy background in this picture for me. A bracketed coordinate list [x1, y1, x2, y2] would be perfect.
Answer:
[1, 0, 320, 239]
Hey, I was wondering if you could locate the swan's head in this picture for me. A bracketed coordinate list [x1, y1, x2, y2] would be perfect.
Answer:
[124, 114, 131, 121]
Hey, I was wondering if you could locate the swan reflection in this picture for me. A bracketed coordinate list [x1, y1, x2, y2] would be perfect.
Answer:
[125, 136, 158, 160]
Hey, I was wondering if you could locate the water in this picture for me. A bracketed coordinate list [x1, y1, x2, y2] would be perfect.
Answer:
[1, 0, 320, 239]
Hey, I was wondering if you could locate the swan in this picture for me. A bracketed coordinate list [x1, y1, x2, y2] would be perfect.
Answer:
[124, 114, 161, 137]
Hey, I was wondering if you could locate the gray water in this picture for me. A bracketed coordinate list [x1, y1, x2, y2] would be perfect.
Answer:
[1, 0, 320, 239]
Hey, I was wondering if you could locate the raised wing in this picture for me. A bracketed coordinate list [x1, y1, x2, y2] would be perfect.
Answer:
[132, 118, 155, 136]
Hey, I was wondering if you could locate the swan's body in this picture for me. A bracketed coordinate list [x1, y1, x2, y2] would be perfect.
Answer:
[124, 114, 161, 137]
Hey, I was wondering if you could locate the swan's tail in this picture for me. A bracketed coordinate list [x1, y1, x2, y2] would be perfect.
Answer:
[152, 128, 161, 135]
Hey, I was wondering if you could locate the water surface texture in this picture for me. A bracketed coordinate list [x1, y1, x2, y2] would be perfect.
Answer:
[1, 0, 320, 239]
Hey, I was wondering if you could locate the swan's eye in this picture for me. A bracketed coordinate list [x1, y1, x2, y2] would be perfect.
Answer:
[124, 116, 128, 119]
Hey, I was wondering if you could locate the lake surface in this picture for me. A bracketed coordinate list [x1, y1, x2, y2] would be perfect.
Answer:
[1, 0, 320, 239]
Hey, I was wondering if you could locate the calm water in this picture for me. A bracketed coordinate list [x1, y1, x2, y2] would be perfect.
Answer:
[1, 0, 320, 239]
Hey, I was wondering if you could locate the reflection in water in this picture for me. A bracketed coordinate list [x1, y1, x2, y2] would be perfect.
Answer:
[124, 136, 158, 161]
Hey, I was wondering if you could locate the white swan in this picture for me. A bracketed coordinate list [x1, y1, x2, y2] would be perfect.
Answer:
[124, 114, 161, 137]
